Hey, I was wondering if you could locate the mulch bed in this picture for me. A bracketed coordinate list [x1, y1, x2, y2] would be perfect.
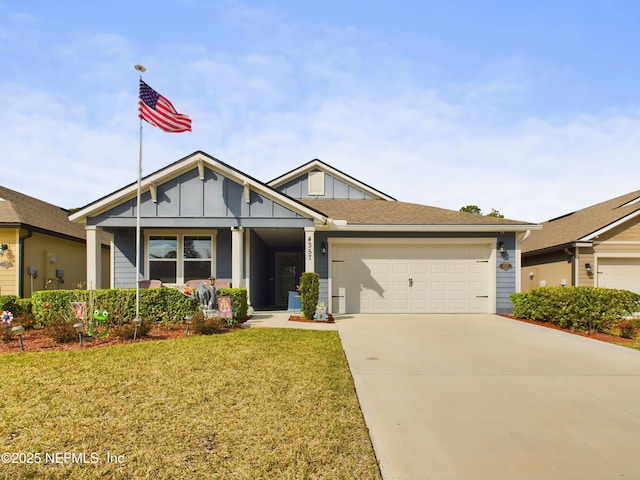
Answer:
[500, 314, 635, 344]
[1, 324, 191, 354]
[289, 314, 335, 324]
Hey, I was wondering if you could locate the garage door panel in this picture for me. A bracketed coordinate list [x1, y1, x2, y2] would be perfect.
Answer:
[332, 243, 492, 314]
[597, 258, 640, 294]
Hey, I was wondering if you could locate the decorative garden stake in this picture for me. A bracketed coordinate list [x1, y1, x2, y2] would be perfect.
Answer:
[184, 315, 193, 336]
[2, 310, 13, 341]
[89, 310, 110, 338]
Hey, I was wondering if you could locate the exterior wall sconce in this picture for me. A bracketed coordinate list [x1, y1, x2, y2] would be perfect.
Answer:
[321, 242, 327, 255]
[528, 272, 534, 280]
[0, 243, 8, 255]
[585, 263, 592, 273]
[498, 242, 505, 253]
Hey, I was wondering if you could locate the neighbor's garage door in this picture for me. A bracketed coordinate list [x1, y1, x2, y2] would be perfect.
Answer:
[597, 258, 640, 294]
[331, 242, 493, 314]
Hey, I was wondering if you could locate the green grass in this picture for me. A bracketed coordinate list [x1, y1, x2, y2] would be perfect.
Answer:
[0, 329, 381, 479]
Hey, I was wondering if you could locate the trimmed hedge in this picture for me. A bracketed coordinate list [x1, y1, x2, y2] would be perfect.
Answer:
[216, 287, 248, 325]
[3, 287, 250, 329]
[30, 288, 197, 328]
[510, 286, 640, 333]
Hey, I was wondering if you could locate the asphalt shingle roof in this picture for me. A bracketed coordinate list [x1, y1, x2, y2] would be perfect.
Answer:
[0, 186, 87, 240]
[522, 189, 640, 253]
[301, 199, 534, 226]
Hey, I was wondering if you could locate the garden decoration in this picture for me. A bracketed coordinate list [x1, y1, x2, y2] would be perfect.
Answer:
[89, 309, 110, 338]
[313, 302, 329, 322]
[2, 310, 14, 342]
[70, 302, 86, 345]
[2, 310, 13, 331]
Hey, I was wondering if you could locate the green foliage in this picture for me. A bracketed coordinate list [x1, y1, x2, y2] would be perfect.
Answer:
[299, 272, 320, 320]
[0, 295, 21, 314]
[217, 288, 248, 324]
[510, 286, 640, 333]
[460, 205, 482, 215]
[31, 288, 198, 328]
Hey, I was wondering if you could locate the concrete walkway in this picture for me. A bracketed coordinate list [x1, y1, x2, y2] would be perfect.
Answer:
[337, 314, 640, 480]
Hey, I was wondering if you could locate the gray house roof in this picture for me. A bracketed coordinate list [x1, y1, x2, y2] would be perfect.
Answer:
[0, 186, 88, 241]
[522, 189, 640, 254]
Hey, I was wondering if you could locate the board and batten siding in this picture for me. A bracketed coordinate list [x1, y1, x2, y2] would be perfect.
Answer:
[91, 168, 310, 228]
[275, 169, 376, 200]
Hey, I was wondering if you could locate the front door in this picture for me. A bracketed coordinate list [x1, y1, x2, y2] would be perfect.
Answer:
[275, 252, 304, 309]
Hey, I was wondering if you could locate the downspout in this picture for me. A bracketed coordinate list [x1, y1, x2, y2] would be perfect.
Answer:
[18, 229, 33, 297]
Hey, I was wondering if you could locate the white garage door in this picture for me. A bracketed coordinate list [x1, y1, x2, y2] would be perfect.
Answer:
[597, 258, 640, 294]
[331, 242, 494, 314]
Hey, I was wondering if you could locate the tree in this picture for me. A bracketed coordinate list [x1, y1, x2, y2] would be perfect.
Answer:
[487, 209, 504, 218]
[459, 205, 505, 218]
[459, 205, 482, 215]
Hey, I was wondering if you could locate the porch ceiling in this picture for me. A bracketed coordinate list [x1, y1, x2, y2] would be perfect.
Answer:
[254, 228, 304, 247]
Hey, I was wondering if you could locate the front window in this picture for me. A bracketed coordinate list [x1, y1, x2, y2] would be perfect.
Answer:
[146, 232, 215, 285]
[184, 236, 212, 281]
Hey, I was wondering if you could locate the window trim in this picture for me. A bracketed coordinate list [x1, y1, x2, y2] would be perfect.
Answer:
[144, 230, 217, 286]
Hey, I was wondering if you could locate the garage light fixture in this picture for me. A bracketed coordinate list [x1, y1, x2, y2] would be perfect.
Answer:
[585, 263, 592, 273]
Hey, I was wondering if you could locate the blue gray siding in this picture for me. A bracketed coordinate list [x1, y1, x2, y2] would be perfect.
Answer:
[276, 169, 376, 200]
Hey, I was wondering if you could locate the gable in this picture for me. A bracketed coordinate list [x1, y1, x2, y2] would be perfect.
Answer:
[70, 151, 327, 227]
[523, 189, 640, 254]
[268, 159, 396, 201]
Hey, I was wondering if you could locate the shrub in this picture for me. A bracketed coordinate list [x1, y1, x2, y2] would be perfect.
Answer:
[191, 310, 225, 335]
[617, 319, 638, 339]
[115, 319, 152, 339]
[510, 286, 640, 333]
[217, 288, 248, 324]
[0, 295, 21, 315]
[299, 272, 320, 320]
[31, 288, 198, 328]
[45, 319, 78, 343]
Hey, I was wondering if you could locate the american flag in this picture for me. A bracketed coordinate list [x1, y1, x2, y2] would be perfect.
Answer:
[138, 80, 192, 133]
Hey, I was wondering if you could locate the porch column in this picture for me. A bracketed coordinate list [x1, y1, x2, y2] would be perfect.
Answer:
[304, 227, 315, 272]
[231, 227, 244, 287]
[85, 225, 102, 289]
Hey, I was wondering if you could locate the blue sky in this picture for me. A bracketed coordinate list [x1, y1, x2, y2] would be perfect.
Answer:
[1, 0, 638, 222]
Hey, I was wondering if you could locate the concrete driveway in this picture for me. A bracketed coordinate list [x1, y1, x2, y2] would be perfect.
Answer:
[336, 314, 640, 480]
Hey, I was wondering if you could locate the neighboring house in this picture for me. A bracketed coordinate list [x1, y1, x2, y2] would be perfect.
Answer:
[69, 151, 539, 314]
[0, 186, 111, 297]
[521, 190, 640, 293]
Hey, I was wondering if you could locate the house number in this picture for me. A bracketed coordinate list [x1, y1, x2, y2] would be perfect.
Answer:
[307, 236, 313, 261]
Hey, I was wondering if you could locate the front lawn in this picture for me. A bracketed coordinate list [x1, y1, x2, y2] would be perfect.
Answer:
[0, 329, 381, 479]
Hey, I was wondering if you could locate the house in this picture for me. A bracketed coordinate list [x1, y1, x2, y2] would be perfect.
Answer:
[69, 151, 539, 314]
[521, 189, 640, 293]
[0, 186, 111, 296]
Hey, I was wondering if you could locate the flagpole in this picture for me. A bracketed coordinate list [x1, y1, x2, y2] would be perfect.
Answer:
[134, 64, 146, 325]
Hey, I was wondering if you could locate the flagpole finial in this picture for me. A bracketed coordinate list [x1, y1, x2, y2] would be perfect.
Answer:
[134, 64, 147, 73]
